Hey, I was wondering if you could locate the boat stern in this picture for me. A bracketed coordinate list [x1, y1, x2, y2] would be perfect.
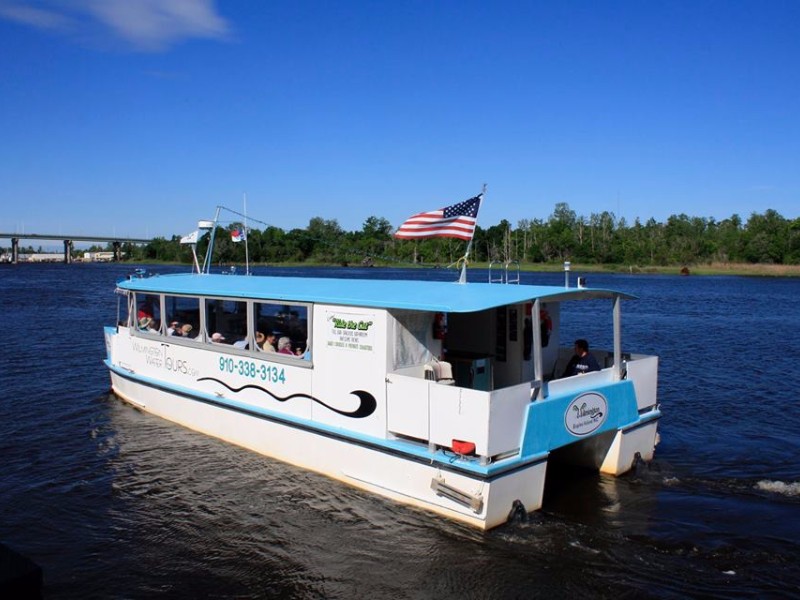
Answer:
[521, 376, 661, 475]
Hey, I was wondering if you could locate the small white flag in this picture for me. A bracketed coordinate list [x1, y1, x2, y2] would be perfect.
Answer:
[180, 230, 199, 244]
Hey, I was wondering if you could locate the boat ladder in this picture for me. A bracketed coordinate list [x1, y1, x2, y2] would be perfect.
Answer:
[488, 260, 520, 284]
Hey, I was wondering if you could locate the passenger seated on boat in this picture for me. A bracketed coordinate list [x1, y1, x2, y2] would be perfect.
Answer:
[138, 317, 158, 333]
[561, 339, 601, 378]
[210, 332, 226, 344]
[167, 321, 180, 336]
[258, 331, 277, 352]
[180, 324, 194, 338]
[277, 336, 293, 355]
[137, 300, 155, 320]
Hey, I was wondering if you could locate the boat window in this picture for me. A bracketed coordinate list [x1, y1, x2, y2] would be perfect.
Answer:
[391, 310, 435, 369]
[253, 301, 309, 358]
[134, 293, 161, 334]
[164, 295, 201, 340]
[118, 290, 131, 328]
[205, 298, 248, 347]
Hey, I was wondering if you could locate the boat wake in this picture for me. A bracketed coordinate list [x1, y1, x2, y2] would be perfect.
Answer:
[755, 479, 800, 497]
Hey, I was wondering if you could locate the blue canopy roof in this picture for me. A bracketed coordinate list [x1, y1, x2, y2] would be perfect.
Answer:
[118, 273, 633, 313]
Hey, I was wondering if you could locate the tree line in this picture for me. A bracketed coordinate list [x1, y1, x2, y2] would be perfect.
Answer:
[83, 203, 800, 267]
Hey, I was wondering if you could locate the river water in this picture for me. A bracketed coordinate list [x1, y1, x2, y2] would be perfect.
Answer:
[1, 263, 799, 598]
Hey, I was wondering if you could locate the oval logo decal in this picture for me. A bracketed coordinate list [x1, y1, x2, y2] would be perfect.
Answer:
[565, 392, 608, 436]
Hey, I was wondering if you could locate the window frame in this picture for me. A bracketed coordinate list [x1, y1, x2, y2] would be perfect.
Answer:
[127, 292, 313, 366]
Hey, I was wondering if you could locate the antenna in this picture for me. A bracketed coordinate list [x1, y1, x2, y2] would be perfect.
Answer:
[243, 193, 250, 275]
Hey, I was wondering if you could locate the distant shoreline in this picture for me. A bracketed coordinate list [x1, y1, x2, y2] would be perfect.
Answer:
[511, 261, 800, 277]
[92, 260, 800, 277]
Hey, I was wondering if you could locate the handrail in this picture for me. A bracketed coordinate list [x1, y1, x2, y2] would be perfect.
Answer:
[505, 260, 520, 284]
[488, 260, 520, 284]
[488, 261, 504, 283]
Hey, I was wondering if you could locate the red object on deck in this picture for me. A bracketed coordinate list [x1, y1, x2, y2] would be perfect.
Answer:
[452, 439, 476, 455]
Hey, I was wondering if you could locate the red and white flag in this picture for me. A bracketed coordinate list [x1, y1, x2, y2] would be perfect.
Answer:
[394, 194, 482, 241]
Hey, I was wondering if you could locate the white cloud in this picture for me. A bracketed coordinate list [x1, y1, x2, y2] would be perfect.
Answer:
[0, 0, 231, 51]
[0, 2, 73, 30]
[86, 0, 230, 51]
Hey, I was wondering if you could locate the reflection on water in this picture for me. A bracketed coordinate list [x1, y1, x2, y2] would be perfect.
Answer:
[0, 264, 799, 598]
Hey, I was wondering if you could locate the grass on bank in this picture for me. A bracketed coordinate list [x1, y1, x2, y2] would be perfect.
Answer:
[503, 261, 800, 277]
[390, 261, 800, 277]
[125, 259, 800, 277]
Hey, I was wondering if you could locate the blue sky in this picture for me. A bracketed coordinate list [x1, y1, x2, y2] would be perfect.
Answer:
[1, 0, 798, 241]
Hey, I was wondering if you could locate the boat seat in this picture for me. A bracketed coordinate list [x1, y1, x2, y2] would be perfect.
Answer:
[545, 358, 560, 381]
[426, 359, 455, 385]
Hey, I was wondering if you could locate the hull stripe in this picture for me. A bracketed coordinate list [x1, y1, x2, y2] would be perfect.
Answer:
[108, 364, 547, 483]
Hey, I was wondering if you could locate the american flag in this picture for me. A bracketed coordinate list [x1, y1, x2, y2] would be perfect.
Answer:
[231, 228, 246, 243]
[394, 194, 482, 241]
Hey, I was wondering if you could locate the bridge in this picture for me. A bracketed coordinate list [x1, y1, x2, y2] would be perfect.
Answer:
[0, 232, 153, 264]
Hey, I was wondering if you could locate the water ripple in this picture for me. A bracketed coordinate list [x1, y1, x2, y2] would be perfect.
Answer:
[1, 265, 800, 598]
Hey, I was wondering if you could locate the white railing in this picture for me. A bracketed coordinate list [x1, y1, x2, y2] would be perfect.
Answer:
[625, 354, 659, 411]
[386, 373, 530, 458]
[428, 381, 530, 457]
[546, 368, 616, 397]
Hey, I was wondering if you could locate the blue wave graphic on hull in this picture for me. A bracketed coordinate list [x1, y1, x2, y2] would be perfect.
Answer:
[197, 377, 377, 418]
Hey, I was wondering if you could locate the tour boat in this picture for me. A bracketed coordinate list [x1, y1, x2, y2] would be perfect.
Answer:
[104, 224, 660, 530]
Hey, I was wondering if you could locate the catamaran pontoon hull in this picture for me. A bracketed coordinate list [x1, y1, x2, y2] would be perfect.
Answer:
[105, 272, 661, 530]
[108, 363, 550, 529]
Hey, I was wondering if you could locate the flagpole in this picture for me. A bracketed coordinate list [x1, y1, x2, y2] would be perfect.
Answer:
[458, 184, 486, 284]
[202, 206, 222, 274]
[191, 242, 201, 273]
[243, 193, 250, 275]
[180, 230, 202, 273]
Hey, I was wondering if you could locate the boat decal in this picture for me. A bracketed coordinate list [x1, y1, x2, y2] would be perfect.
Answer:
[564, 392, 608, 436]
[196, 377, 377, 418]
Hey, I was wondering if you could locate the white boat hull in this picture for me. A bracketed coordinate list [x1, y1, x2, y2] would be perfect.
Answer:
[107, 271, 662, 530]
[110, 370, 548, 530]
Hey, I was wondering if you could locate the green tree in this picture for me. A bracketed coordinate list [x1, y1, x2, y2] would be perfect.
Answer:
[743, 209, 788, 263]
[787, 218, 800, 264]
[306, 217, 345, 263]
[355, 216, 393, 261]
[544, 203, 577, 261]
[712, 214, 743, 262]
